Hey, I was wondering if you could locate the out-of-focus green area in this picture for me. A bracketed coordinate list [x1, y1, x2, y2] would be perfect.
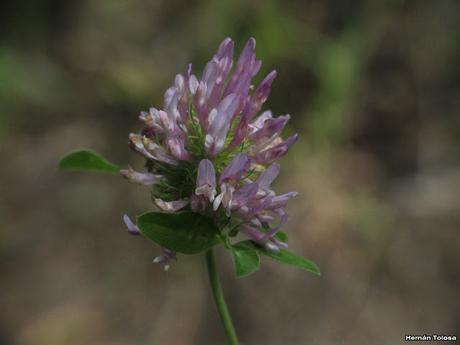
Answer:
[1, 1, 459, 344]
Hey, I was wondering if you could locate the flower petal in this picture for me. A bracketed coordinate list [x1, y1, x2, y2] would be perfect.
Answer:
[219, 153, 251, 183]
[252, 134, 298, 164]
[153, 198, 189, 212]
[256, 163, 280, 189]
[120, 167, 163, 186]
[123, 214, 140, 235]
[195, 159, 217, 201]
[166, 135, 191, 160]
[245, 70, 277, 118]
[249, 115, 290, 142]
[153, 248, 177, 271]
[205, 93, 242, 156]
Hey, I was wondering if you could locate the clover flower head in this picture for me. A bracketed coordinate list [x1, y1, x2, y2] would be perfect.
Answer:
[59, 37, 320, 344]
[122, 37, 298, 269]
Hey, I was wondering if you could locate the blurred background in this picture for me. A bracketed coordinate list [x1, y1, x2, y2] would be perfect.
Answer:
[1, 0, 459, 344]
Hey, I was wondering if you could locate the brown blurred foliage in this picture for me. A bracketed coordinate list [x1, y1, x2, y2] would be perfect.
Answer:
[1, 0, 459, 344]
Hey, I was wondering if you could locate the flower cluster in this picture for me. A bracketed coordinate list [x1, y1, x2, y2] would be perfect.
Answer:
[122, 37, 298, 269]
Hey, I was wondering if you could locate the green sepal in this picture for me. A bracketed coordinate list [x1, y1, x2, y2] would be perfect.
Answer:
[137, 211, 221, 254]
[59, 149, 120, 174]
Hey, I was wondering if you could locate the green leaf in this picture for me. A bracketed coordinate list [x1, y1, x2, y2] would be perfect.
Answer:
[275, 231, 288, 242]
[234, 241, 320, 276]
[59, 150, 120, 174]
[137, 211, 221, 254]
[231, 243, 260, 278]
[261, 247, 321, 275]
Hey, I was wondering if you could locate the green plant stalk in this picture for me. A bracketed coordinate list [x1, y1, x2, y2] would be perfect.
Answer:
[205, 248, 239, 345]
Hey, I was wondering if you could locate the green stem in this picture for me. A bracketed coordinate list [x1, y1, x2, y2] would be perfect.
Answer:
[205, 248, 239, 345]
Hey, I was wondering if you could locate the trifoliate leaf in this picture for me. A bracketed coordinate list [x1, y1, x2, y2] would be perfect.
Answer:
[261, 246, 320, 275]
[137, 211, 221, 254]
[59, 150, 120, 174]
[234, 240, 320, 276]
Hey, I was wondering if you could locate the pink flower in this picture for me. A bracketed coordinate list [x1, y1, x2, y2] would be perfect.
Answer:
[123, 37, 299, 264]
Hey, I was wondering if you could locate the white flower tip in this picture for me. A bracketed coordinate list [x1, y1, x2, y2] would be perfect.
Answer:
[225, 206, 232, 217]
[213, 193, 224, 211]
[264, 242, 280, 253]
[153, 256, 163, 264]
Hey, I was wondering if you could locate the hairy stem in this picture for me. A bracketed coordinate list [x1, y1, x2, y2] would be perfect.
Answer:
[205, 248, 239, 345]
